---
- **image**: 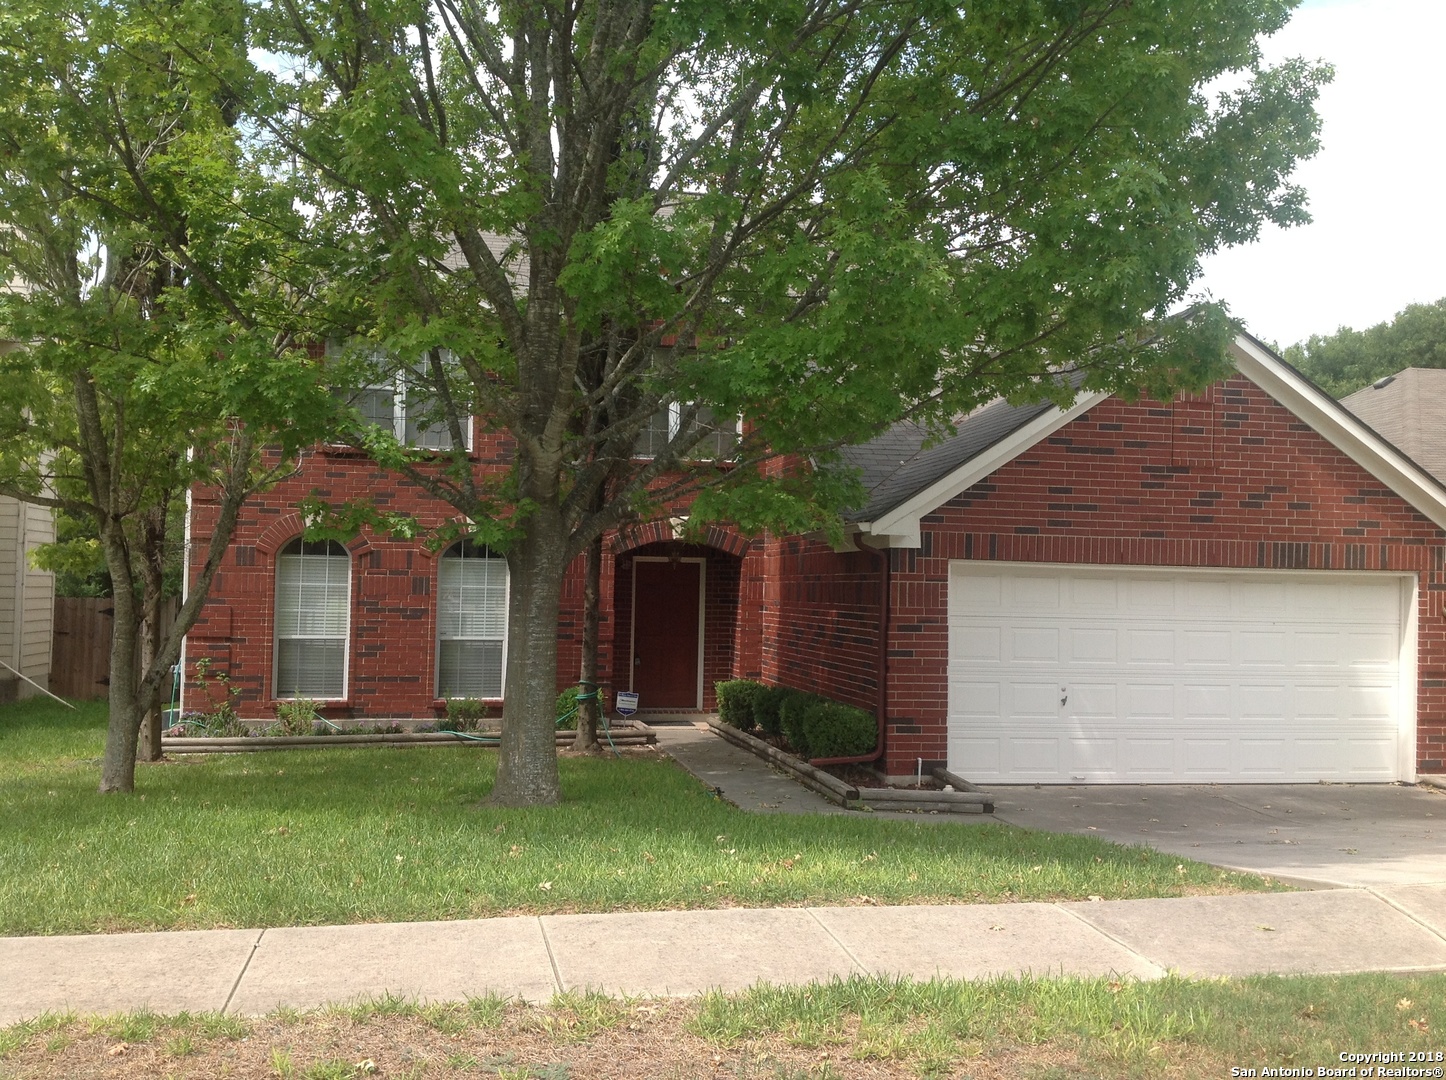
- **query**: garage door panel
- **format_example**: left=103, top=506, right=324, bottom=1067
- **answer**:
left=1182, top=684, right=1232, bottom=719
left=1067, top=738, right=1117, bottom=774
left=1239, top=631, right=1287, bottom=666
left=948, top=679, right=999, bottom=717
left=1123, top=738, right=1175, bottom=774
left=1009, top=738, right=1060, bottom=773
left=1065, top=682, right=1116, bottom=717
left=1124, top=683, right=1174, bottom=719
left=1238, top=739, right=1287, bottom=776
left=1068, top=628, right=1118, bottom=663
left=1007, top=681, right=1061, bottom=719
left=1348, top=630, right=1399, bottom=667
left=1237, top=683, right=1288, bottom=718
left=1183, top=631, right=1232, bottom=665
left=947, top=564, right=1406, bottom=784
left=1347, top=738, right=1397, bottom=778
left=1182, top=738, right=1232, bottom=774
left=1012, top=577, right=1060, bottom=610
left=951, top=737, right=1000, bottom=774
left=950, top=572, right=1003, bottom=617
left=952, top=625, right=1002, bottom=663
left=1010, top=627, right=1059, bottom=662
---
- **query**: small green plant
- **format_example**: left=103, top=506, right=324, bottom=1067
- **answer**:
left=443, top=698, right=486, bottom=732
left=269, top=1046, right=296, bottom=1078
left=189, top=658, right=247, bottom=737
left=554, top=686, right=579, bottom=730
left=274, top=699, right=320, bottom=737
left=715, top=680, right=764, bottom=730
left=800, top=700, right=876, bottom=759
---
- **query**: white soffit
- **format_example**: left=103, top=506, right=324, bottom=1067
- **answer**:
left=1230, top=335, right=1446, bottom=533
left=856, top=390, right=1111, bottom=547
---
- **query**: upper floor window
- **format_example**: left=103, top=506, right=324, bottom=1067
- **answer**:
left=633, top=403, right=739, bottom=461
left=436, top=540, right=508, bottom=699
left=335, top=353, right=473, bottom=451
left=274, top=538, right=350, bottom=699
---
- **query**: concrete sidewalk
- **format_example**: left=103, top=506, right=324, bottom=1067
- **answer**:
left=4, top=885, right=1446, bottom=1024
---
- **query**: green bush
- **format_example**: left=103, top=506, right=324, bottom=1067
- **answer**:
left=778, top=690, right=821, bottom=756
left=751, top=685, right=789, bottom=736
left=715, top=680, right=764, bottom=730
left=442, top=698, right=487, bottom=732
left=801, top=700, right=877, bottom=759
left=274, top=698, right=319, bottom=737
left=555, top=686, right=580, bottom=730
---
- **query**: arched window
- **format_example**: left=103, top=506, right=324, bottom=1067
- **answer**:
left=274, top=538, right=350, bottom=699
left=437, top=541, right=508, bottom=699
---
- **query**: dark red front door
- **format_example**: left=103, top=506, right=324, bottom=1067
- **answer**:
left=632, top=559, right=702, bottom=708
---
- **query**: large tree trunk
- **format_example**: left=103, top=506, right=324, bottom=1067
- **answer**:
left=572, top=531, right=603, bottom=753
left=490, top=506, right=568, bottom=806
left=99, top=530, right=144, bottom=794
left=137, top=502, right=168, bottom=763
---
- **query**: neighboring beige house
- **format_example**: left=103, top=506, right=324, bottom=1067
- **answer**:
left=0, top=494, right=54, bottom=703
left=0, top=286, right=56, bottom=702
left=1341, top=368, right=1446, bottom=483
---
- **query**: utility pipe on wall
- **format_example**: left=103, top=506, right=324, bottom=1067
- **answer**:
left=809, top=542, right=889, bottom=767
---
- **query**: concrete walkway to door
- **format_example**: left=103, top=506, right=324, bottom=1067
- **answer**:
left=991, top=783, right=1446, bottom=889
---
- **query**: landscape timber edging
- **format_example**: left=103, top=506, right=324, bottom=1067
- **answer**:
left=705, top=718, right=994, bottom=814
left=161, top=719, right=656, bottom=754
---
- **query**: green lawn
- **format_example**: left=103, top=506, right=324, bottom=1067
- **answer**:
left=4, top=973, right=1443, bottom=1078
left=0, top=698, right=1277, bottom=936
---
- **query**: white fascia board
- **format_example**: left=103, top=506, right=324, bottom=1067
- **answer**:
left=1230, top=335, right=1446, bottom=532
left=856, top=390, right=1112, bottom=547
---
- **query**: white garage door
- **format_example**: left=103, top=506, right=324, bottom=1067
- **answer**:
left=948, top=563, right=1409, bottom=784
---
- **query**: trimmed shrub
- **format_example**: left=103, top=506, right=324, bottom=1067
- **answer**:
left=715, top=680, right=764, bottom=730
left=751, top=685, right=789, bottom=736
left=778, top=689, right=821, bottom=756
left=555, top=686, right=580, bottom=730
left=800, top=700, right=877, bottom=759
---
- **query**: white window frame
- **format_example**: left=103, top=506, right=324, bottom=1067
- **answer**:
left=633, top=402, right=741, bottom=461
left=272, top=538, right=351, bottom=701
left=334, top=354, right=474, bottom=452
left=435, top=541, right=510, bottom=700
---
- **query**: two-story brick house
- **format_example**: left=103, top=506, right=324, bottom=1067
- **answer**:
left=183, top=331, right=1446, bottom=784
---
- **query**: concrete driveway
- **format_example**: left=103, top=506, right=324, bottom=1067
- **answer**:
left=991, top=782, right=1446, bottom=888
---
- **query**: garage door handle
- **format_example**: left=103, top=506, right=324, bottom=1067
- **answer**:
left=1060, top=688, right=1068, bottom=706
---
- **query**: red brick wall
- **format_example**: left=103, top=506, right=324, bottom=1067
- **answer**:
left=763, top=538, right=883, bottom=713
left=183, top=444, right=766, bottom=720
left=873, top=375, right=1446, bottom=777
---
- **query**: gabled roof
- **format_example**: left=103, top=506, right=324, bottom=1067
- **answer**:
left=846, top=332, right=1446, bottom=548
left=1341, top=368, right=1446, bottom=484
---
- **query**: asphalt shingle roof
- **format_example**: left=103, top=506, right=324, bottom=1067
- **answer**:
left=840, top=396, right=1060, bottom=522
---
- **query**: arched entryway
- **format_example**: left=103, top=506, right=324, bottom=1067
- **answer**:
left=613, top=539, right=744, bottom=714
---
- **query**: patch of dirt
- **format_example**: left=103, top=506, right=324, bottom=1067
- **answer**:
left=0, top=1003, right=1213, bottom=1079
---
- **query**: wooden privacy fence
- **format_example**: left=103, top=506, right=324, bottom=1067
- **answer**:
left=51, top=597, right=180, bottom=701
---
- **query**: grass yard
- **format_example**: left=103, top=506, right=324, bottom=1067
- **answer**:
left=0, top=699, right=1277, bottom=936
left=2, top=973, right=1443, bottom=1078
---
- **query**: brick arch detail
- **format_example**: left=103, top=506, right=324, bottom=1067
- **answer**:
left=611, top=520, right=752, bottom=558
left=254, top=513, right=373, bottom=559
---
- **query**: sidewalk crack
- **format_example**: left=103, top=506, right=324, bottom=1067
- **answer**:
left=1367, top=887, right=1446, bottom=947
left=805, top=908, right=867, bottom=975
left=537, top=917, right=564, bottom=996
left=1055, top=904, right=1167, bottom=980
left=222, top=929, right=265, bottom=1015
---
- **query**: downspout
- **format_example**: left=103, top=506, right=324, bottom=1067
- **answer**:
left=809, top=542, right=889, bottom=767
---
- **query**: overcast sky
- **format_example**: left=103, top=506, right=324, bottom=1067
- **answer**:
left=1193, top=0, right=1445, bottom=348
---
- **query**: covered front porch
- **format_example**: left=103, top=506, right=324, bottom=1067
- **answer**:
left=606, top=533, right=760, bottom=717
